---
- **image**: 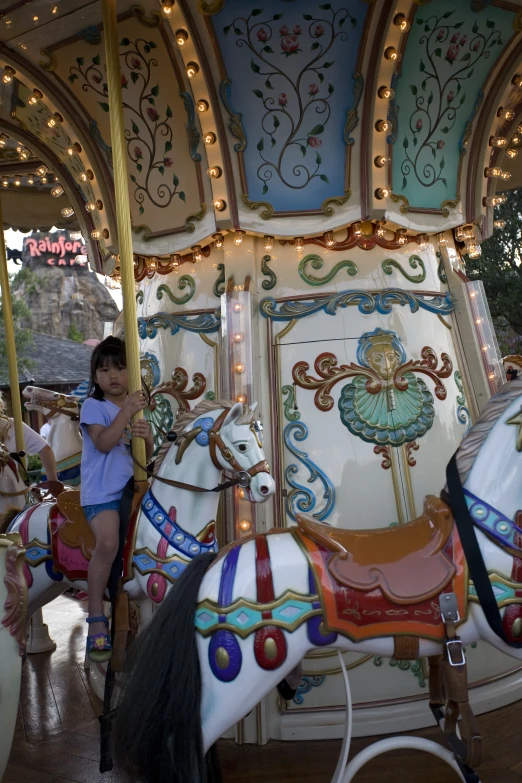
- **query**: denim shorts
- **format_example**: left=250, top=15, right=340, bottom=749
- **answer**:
left=82, top=501, right=121, bottom=524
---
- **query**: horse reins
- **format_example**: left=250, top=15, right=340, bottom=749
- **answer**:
left=27, top=395, right=80, bottom=421
left=131, top=408, right=270, bottom=494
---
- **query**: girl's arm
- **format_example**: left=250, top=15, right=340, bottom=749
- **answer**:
left=131, top=419, right=154, bottom=461
left=88, top=392, right=146, bottom=453
left=39, top=445, right=58, bottom=481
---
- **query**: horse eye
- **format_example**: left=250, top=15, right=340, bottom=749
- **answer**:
left=238, top=443, right=248, bottom=452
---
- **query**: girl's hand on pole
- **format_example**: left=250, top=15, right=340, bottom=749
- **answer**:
left=130, top=418, right=151, bottom=439
left=123, top=390, right=147, bottom=418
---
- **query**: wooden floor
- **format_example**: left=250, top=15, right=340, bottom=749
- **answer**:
left=5, top=596, right=522, bottom=782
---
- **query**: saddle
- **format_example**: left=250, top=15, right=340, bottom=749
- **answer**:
left=56, top=490, right=95, bottom=560
left=296, top=495, right=456, bottom=605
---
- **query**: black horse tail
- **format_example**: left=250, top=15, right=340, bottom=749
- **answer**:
left=113, top=552, right=221, bottom=783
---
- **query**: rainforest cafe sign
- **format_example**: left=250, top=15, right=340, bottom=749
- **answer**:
left=24, top=233, right=87, bottom=266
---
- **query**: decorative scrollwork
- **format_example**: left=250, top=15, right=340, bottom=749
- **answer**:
left=382, top=255, right=426, bottom=284
left=180, top=92, right=202, bottom=163
left=137, top=310, right=221, bottom=339
left=454, top=370, right=471, bottom=433
left=198, top=0, right=225, bottom=14
left=284, top=421, right=335, bottom=522
left=395, top=346, right=452, bottom=401
left=241, top=193, right=274, bottom=221
left=344, top=72, right=364, bottom=145
left=373, top=445, right=391, bottom=470
left=1, top=534, right=28, bottom=656
left=260, top=289, right=456, bottom=321
left=261, top=255, right=277, bottom=290
left=220, top=80, right=246, bottom=152
left=156, top=276, right=195, bottom=305
left=436, top=251, right=447, bottom=284
left=136, top=290, right=144, bottom=305
left=213, top=263, right=226, bottom=297
left=321, top=191, right=352, bottom=216
left=293, top=352, right=376, bottom=412
left=298, top=254, right=358, bottom=286
left=373, top=656, right=426, bottom=688
left=405, top=441, right=420, bottom=467
left=282, top=385, right=300, bottom=422
left=185, top=202, right=207, bottom=233
left=151, top=366, right=206, bottom=414
left=292, top=674, right=326, bottom=705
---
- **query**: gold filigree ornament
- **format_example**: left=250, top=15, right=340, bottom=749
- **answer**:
left=390, top=192, right=410, bottom=214
left=241, top=192, right=274, bottom=220
left=198, top=0, right=226, bottom=14
left=185, top=202, right=207, bottom=233
left=1, top=533, right=28, bottom=656
left=321, top=190, right=352, bottom=217
left=132, top=5, right=162, bottom=27
left=39, top=48, right=57, bottom=72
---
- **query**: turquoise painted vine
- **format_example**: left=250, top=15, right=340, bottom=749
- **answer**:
left=373, top=656, right=426, bottom=688
left=68, top=39, right=186, bottom=213
left=284, top=420, right=335, bottom=521
left=454, top=370, right=471, bottom=433
left=223, top=5, right=357, bottom=194
left=292, top=674, right=326, bottom=705
left=401, top=10, right=504, bottom=191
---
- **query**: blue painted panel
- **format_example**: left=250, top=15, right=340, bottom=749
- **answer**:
left=213, top=0, right=368, bottom=211
left=392, top=1, right=515, bottom=209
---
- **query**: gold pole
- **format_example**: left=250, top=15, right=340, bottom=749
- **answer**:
left=101, top=0, right=146, bottom=482
left=0, top=194, right=25, bottom=459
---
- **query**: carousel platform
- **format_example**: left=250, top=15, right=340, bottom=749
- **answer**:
left=4, top=596, right=521, bottom=783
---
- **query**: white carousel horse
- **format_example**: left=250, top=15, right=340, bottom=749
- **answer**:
left=1, top=399, right=275, bottom=624
left=23, top=386, right=82, bottom=486
left=0, top=442, right=28, bottom=515
left=112, top=380, right=522, bottom=783
left=0, top=532, right=28, bottom=780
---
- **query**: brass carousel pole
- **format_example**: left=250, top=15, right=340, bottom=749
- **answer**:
left=0, top=194, right=25, bottom=460
left=101, top=0, right=146, bottom=484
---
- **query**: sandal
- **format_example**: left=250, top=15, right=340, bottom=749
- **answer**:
left=86, top=615, right=112, bottom=663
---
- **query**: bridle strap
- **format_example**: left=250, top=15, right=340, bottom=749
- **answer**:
left=29, top=398, right=79, bottom=420
left=130, top=452, right=245, bottom=493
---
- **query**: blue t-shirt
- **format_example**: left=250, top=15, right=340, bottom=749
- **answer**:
left=80, top=397, right=133, bottom=505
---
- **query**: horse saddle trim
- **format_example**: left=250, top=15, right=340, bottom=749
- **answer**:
left=296, top=495, right=456, bottom=606
left=55, top=490, right=95, bottom=560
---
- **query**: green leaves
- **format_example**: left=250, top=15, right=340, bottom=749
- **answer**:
left=402, top=175, right=407, bottom=189
left=120, top=38, right=130, bottom=46
left=166, top=105, right=173, bottom=118
left=251, top=9, right=262, bottom=16
left=158, top=165, right=165, bottom=176
left=472, top=22, right=478, bottom=34
left=322, top=61, right=333, bottom=68
left=132, top=121, right=140, bottom=135
left=427, top=91, right=433, bottom=105
left=328, top=83, right=334, bottom=95
left=178, top=191, right=186, bottom=202
left=262, top=183, right=268, bottom=194
left=303, top=14, right=313, bottom=20
left=311, top=42, right=320, bottom=50
left=173, top=174, right=179, bottom=187
left=486, top=19, right=495, bottom=28
left=440, top=156, right=445, bottom=170
left=272, top=13, right=283, bottom=20
left=433, top=47, right=441, bottom=58
left=420, top=59, right=425, bottom=72
left=410, top=85, right=418, bottom=96
left=271, top=137, right=276, bottom=147
left=131, top=72, right=139, bottom=85
left=442, top=9, right=455, bottom=18
left=68, top=73, right=78, bottom=84
left=165, top=141, right=172, bottom=153
left=319, top=3, right=332, bottom=8
left=300, top=144, right=307, bottom=156
left=460, top=52, right=471, bottom=62
left=137, top=163, right=143, bottom=173
left=315, top=152, right=322, bottom=165
left=139, top=206, right=144, bottom=215
left=92, top=54, right=100, bottom=65
left=99, top=102, right=110, bottom=112
left=403, top=136, right=409, bottom=149
left=319, top=173, right=329, bottom=183
left=223, top=24, right=231, bottom=34
left=234, top=27, right=242, bottom=35
left=257, top=137, right=264, bottom=151
left=265, top=78, right=273, bottom=89
left=251, top=60, right=261, bottom=73
left=308, top=124, right=324, bottom=135
left=263, top=45, right=274, bottom=53
left=151, top=84, right=159, bottom=97
left=252, top=89, right=264, bottom=98
left=273, top=115, right=280, bottom=129
left=76, top=57, right=84, bottom=66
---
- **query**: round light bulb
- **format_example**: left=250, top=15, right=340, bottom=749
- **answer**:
left=51, top=185, right=64, bottom=197
left=378, top=86, right=395, bottom=100
left=175, top=28, right=188, bottom=45
left=186, top=62, right=199, bottom=79
left=235, top=230, right=244, bottom=245
left=197, top=99, right=209, bottom=113
left=213, top=198, right=226, bottom=211
left=233, top=303, right=242, bottom=313
left=384, top=46, right=399, bottom=61
left=233, top=333, right=244, bottom=343
left=209, top=166, right=222, bottom=178
left=235, top=363, right=245, bottom=374
left=375, top=187, right=389, bottom=199
left=205, top=132, right=216, bottom=145
left=264, top=235, right=273, bottom=252
left=61, top=207, right=74, bottom=217
left=239, top=520, right=251, bottom=532
left=324, top=230, right=334, bottom=246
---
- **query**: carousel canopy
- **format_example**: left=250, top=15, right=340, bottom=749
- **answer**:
left=0, top=0, right=520, bottom=270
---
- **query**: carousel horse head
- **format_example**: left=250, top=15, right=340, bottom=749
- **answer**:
left=155, top=398, right=276, bottom=503
left=23, top=386, right=80, bottom=421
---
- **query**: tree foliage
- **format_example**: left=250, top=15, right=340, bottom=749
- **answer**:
left=0, top=274, right=34, bottom=372
left=465, top=189, right=522, bottom=355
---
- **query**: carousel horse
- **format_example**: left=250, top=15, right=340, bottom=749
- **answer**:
left=0, top=442, right=28, bottom=514
left=113, top=380, right=522, bottom=783
left=23, top=386, right=82, bottom=486
left=0, top=532, right=28, bottom=780
left=1, top=399, right=275, bottom=625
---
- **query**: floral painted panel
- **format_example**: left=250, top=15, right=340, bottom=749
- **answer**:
left=392, top=1, right=516, bottom=210
left=212, top=0, right=368, bottom=211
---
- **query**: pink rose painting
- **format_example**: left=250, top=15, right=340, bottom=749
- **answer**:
left=445, top=43, right=460, bottom=63
left=131, top=57, right=142, bottom=70
left=281, top=35, right=300, bottom=54
left=314, top=24, right=324, bottom=37
left=134, top=146, right=143, bottom=159
left=309, top=83, right=319, bottom=96
left=308, top=136, right=322, bottom=148
left=146, top=107, right=159, bottom=121
left=278, top=93, right=288, bottom=106
left=257, top=28, right=268, bottom=41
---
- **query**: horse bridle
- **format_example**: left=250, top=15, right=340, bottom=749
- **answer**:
left=26, top=395, right=80, bottom=421
left=132, top=407, right=270, bottom=494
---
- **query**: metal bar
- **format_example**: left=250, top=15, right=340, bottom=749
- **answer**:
left=101, top=0, right=146, bottom=481
left=0, top=193, right=25, bottom=458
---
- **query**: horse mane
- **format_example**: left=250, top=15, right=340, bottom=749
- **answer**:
left=153, top=397, right=254, bottom=474
left=455, top=379, right=522, bottom=484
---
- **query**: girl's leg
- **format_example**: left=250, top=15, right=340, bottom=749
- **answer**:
left=88, top=509, right=120, bottom=636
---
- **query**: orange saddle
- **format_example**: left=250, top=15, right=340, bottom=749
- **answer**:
left=296, top=495, right=456, bottom=605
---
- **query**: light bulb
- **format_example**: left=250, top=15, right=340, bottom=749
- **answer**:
left=79, top=169, right=94, bottom=182
left=205, top=132, right=216, bottom=145
left=375, top=187, right=389, bottom=199
left=417, top=233, right=428, bottom=250
left=375, top=119, right=392, bottom=132
left=213, top=233, right=224, bottom=249
left=213, top=198, right=226, bottom=211
left=438, top=233, right=448, bottom=245
left=475, top=318, right=483, bottom=324
left=513, top=74, right=522, bottom=87
left=192, top=245, right=202, bottom=262
left=19, top=149, right=29, bottom=160
left=161, top=0, right=174, bottom=14
left=233, top=303, right=242, bottom=313
left=2, top=180, right=7, bottom=187
left=236, top=394, right=247, bottom=404
left=209, top=165, right=222, bottom=178
left=500, top=109, right=515, bottom=120
left=462, top=225, right=475, bottom=240
left=235, top=363, right=245, bottom=374
left=467, top=243, right=482, bottom=259
left=482, top=345, right=489, bottom=352
left=91, top=230, right=101, bottom=240
left=324, top=230, right=334, bottom=246
left=393, top=13, right=410, bottom=32
left=375, top=221, right=385, bottom=238
left=40, top=176, right=48, bottom=184
left=27, top=177, right=34, bottom=185
left=235, top=230, right=244, bottom=245
left=13, top=178, right=20, bottom=187
left=484, top=195, right=507, bottom=206
left=485, top=167, right=501, bottom=177
left=85, top=202, right=96, bottom=212
left=396, top=229, right=407, bottom=245
left=51, top=185, right=64, bottom=197
left=47, top=117, right=56, bottom=128
left=0, top=136, right=7, bottom=148
left=494, top=219, right=506, bottom=228
left=239, top=520, right=251, bottom=532
left=470, top=291, right=476, bottom=298
left=295, top=237, right=304, bottom=253
left=384, top=46, right=399, bottom=61
left=186, top=62, right=199, bottom=78
left=197, top=99, right=209, bottom=113
left=490, top=136, right=507, bottom=147
left=36, top=165, right=47, bottom=177
left=353, top=222, right=362, bottom=237
left=233, top=333, right=244, bottom=343
left=2, top=67, right=15, bottom=84
left=517, top=124, right=522, bottom=134
left=501, top=170, right=512, bottom=180
left=264, top=235, right=273, bottom=251
left=175, top=28, right=188, bottom=45
left=506, top=148, right=518, bottom=158
left=61, top=207, right=74, bottom=217
left=378, top=86, right=395, bottom=100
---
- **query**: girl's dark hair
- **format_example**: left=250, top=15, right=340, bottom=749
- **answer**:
left=87, top=336, right=127, bottom=400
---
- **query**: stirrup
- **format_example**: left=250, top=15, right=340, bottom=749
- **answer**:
left=86, top=615, right=112, bottom=663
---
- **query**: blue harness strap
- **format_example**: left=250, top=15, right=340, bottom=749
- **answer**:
left=141, top=487, right=217, bottom=559
left=464, top=488, right=522, bottom=555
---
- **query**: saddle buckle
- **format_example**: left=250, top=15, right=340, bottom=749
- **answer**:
left=440, top=592, right=460, bottom=624
left=445, top=638, right=466, bottom=667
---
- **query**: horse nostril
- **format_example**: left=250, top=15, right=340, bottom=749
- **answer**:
left=260, top=485, right=269, bottom=495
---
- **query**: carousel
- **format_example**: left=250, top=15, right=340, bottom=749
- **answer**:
left=2, top=1, right=522, bottom=781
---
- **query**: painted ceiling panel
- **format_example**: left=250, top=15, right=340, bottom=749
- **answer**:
left=45, top=12, right=207, bottom=240
left=210, top=0, right=368, bottom=214
left=391, top=0, right=517, bottom=212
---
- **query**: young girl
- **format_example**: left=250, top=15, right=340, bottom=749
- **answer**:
left=81, top=336, right=153, bottom=662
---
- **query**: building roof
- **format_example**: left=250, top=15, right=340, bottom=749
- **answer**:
left=0, top=332, right=92, bottom=388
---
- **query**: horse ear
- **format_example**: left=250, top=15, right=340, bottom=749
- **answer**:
left=249, top=402, right=258, bottom=414
left=223, top=402, right=243, bottom=426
